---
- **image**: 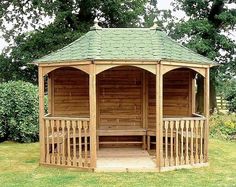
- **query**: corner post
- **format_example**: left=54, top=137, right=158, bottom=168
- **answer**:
left=156, top=63, right=163, bottom=171
left=89, top=63, right=97, bottom=168
left=38, top=66, right=45, bottom=163
left=204, top=67, right=210, bottom=162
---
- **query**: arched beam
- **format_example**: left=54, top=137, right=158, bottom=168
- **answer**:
left=42, top=65, right=90, bottom=76
left=95, top=64, right=156, bottom=75
left=162, top=65, right=206, bottom=77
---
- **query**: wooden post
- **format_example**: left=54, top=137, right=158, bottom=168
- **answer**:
left=47, top=74, right=52, bottom=114
left=89, top=64, right=97, bottom=168
left=192, top=76, right=196, bottom=114
left=38, top=66, right=45, bottom=163
left=204, top=67, right=210, bottom=162
left=156, top=64, right=163, bottom=170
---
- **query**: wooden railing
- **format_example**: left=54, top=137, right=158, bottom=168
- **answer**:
left=42, top=116, right=91, bottom=168
left=162, top=116, right=207, bottom=169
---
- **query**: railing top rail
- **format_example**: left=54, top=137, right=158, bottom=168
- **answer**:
left=163, top=116, right=206, bottom=121
left=43, top=116, right=90, bottom=121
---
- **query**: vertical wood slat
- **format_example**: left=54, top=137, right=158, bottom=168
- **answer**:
left=180, top=120, right=184, bottom=165
left=45, top=119, right=50, bottom=164
left=51, top=120, right=55, bottom=164
left=190, top=120, right=194, bottom=164
left=84, top=121, right=88, bottom=167
left=185, top=120, right=189, bottom=165
left=56, top=120, right=60, bottom=165
left=195, top=120, right=199, bottom=163
left=170, top=121, right=174, bottom=166
left=72, top=120, right=77, bottom=166
left=175, top=121, right=179, bottom=166
left=200, top=120, right=204, bottom=163
left=61, top=120, right=65, bottom=165
left=164, top=121, right=169, bottom=166
left=67, top=120, right=71, bottom=166
left=78, top=121, right=82, bottom=167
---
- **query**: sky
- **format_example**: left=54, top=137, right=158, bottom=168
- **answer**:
left=0, top=0, right=235, bottom=53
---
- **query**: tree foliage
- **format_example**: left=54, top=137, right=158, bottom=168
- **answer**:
left=0, top=0, right=148, bottom=83
left=170, top=0, right=236, bottom=112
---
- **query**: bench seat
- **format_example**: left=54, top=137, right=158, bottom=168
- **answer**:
left=97, top=128, right=146, bottom=149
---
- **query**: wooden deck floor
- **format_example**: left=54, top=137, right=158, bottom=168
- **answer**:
left=95, top=148, right=157, bottom=172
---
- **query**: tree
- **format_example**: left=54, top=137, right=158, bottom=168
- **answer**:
left=170, top=0, right=236, bottom=113
left=0, top=0, right=148, bottom=83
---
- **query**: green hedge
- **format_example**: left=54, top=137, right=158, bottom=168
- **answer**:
left=210, top=114, right=236, bottom=140
left=0, top=81, right=39, bottom=142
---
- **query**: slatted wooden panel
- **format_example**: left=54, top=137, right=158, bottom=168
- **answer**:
left=148, top=69, right=193, bottom=129
left=163, top=69, right=192, bottom=116
left=44, top=117, right=91, bottom=168
left=52, top=68, right=89, bottom=116
left=162, top=117, right=206, bottom=168
left=97, top=66, right=143, bottom=129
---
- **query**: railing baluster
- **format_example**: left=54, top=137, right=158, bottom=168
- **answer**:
left=72, top=120, right=77, bottom=166
left=175, top=121, right=179, bottom=166
left=185, top=120, right=189, bottom=165
left=195, top=120, right=199, bottom=163
left=45, top=119, right=50, bottom=164
left=67, top=120, right=71, bottom=166
left=84, top=121, right=88, bottom=167
left=200, top=120, right=204, bottom=163
left=190, top=120, right=194, bottom=164
left=61, top=120, right=65, bottom=165
left=78, top=121, right=82, bottom=167
left=180, top=120, right=184, bottom=165
left=170, top=121, right=174, bottom=166
left=164, top=120, right=169, bottom=166
left=51, top=120, right=55, bottom=164
left=56, top=120, right=60, bottom=165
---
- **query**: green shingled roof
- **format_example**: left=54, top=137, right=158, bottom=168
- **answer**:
left=34, top=27, right=213, bottom=64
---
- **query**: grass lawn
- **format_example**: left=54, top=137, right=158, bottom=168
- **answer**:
left=0, top=139, right=236, bottom=187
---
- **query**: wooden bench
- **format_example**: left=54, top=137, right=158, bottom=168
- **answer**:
left=97, top=128, right=146, bottom=149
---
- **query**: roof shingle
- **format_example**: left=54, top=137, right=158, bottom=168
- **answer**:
left=34, top=28, right=213, bottom=64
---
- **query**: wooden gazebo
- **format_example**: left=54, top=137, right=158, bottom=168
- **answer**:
left=34, top=22, right=214, bottom=172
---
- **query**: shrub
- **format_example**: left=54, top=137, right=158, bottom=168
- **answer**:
left=0, top=81, right=39, bottom=142
left=210, top=114, right=236, bottom=140
left=225, top=84, right=236, bottom=112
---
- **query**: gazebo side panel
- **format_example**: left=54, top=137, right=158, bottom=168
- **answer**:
left=52, top=67, right=89, bottom=117
left=148, top=68, right=194, bottom=130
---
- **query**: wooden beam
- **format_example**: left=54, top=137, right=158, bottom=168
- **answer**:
left=161, top=61, right=211, bottom=68
left=161, top=64, right=207, bottom=77
left=38, top=66, right=45, bottom=163
left=156, top=64, right=163, bottom=170
left=95, top=64, right=156, bottom=75
left=204, top=68, right=210, bottom=162
left=89, top=64, right=97, bottom=168
left=37, top=61, right=91, bottom=67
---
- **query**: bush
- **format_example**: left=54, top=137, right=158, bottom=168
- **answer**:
left=210, top=114, right=236, bottom=140
left=0, top=81, right=39, bottom=142
left=225, top=83, right=236, bottom=112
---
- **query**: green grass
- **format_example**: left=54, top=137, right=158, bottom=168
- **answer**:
left=0, top=139, right=236, bottom=187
